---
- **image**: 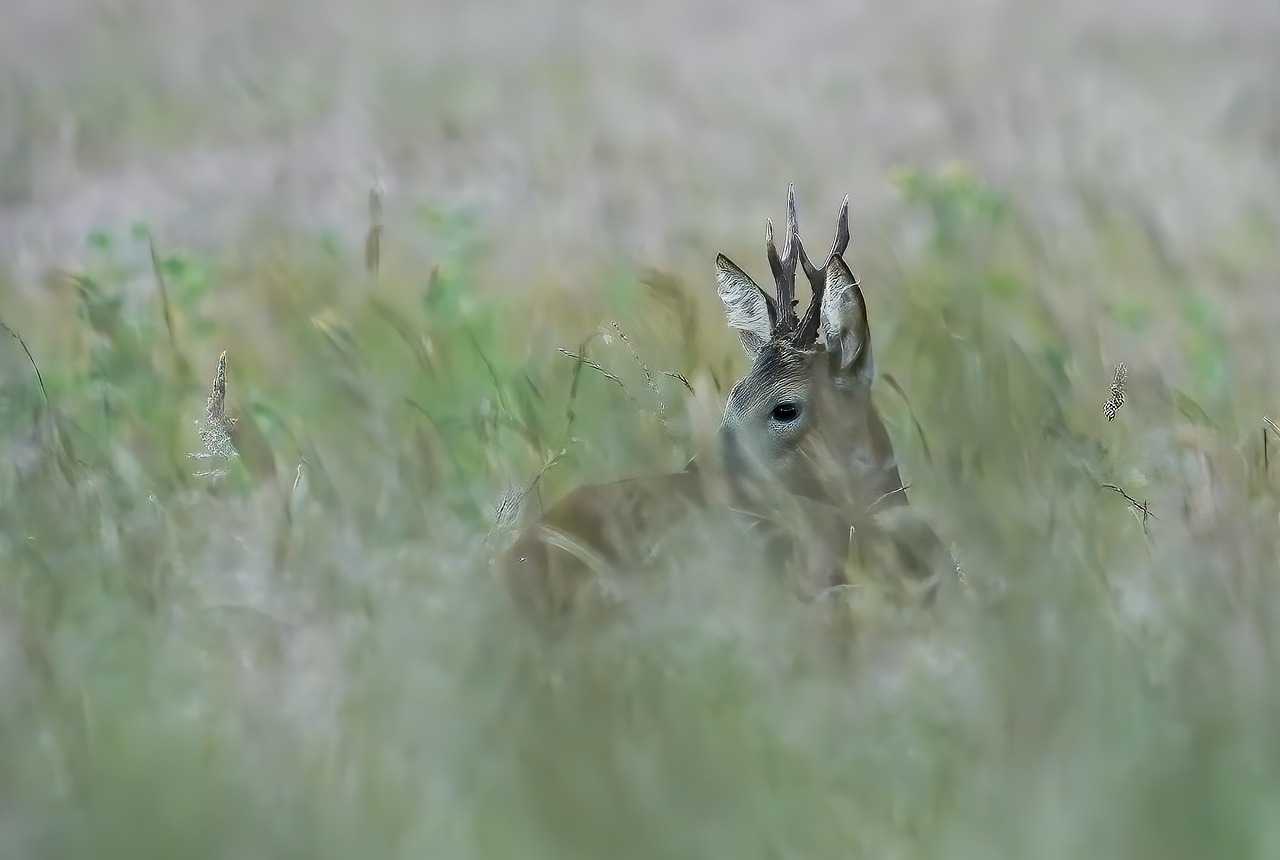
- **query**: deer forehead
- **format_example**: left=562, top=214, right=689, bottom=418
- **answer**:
left=724, top=344, right=817, bottom=418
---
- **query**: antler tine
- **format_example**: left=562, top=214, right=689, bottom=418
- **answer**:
left=829, top=195, right=850, bottom=260
left=793, top=223, right=824, bottom=349
left=794, top=194, right=854, bottom=349
left=784, top=183, right=799, bottom=263
left=797, top=230, right=823, bottom=283
left=797, top=194, right=849, bottom=287
left=784, top=184, right=800, bottom=308
left=796, top=219, right=823, bottom=291
left=766, top=185, right=801, bottom=333
left=765, top=217, right=780, bottom=291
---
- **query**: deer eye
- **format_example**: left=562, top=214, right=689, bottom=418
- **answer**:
left=771, top=402, right=801, bottom=423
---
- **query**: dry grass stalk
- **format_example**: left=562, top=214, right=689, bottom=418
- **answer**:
left=882, top=371, right=933, bottom=464
left=190, top=350, right=239, bottom=478
left=1262, top=416, right=1280, bottom=474
left=866, top=483, right=912, bottom=513
left=1104, top=362, right=1127, bottom=421
left=606, top=321, right=675, bottom=434
left=561, top=334, right=598, bottom=443
left=488, top=448, right=567, bottom=547
left=365, top=183, right=384, bottom=277
left=606, top=320, right=695, bottom=399
left=1101, top=481, right=1154, bottom=534
left=146, top=233, right=189, bottom=378
left=370, top=298, right=435, bottom=376
left=663, top=370, right=694, bottom=394
left=610, top=321, right=662, bottom=407
left=557, top=348, right=624, bottom=389
left=638, top=269, right=700, bottom=361
left=2, top=318, right=81, bottom=480
left=1, top=319, right=50, bottom=408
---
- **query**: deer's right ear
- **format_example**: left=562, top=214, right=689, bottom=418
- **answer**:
left=715, top=254, right=776, bottom=356
left=820, top=255, right=872, bottom=383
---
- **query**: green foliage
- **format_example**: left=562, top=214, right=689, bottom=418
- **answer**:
left=2, top=171, right=1280, bottom=860
left=894, top=163, right=1009, bottom=253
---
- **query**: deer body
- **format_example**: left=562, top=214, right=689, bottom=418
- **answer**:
left=502, top=469, right=711, bottom=622
left=499, top=188, right=948, bottom=630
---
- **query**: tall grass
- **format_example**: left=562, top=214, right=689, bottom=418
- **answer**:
left=2, top=159, right=1279, bottom=858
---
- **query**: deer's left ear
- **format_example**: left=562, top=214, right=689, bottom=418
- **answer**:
left=715, top=254, right=777, bottom=356
left=820, top=256, right=873, bottom=383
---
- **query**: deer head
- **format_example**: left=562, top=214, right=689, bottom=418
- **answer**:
left=715, top=187, right=903, bottom=512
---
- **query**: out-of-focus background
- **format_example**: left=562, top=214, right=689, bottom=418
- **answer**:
left=3, top=1, right=1279, bottom=857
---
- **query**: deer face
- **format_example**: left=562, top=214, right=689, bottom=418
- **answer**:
left=714, top=188, right=900, bottom=509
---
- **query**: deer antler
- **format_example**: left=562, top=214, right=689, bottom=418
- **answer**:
left=792, top=194, right=850, bottom=350
left=765, top=185, right=800, bottom=335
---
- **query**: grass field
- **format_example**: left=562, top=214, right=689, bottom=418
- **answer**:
left=3, top=2, right=1280, bottom=857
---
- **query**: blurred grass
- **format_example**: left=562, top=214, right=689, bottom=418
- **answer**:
left=2, top=162, right=1280, bottom=860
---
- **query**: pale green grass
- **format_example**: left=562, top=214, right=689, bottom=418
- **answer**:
left=3, top=2, right=1280, bottom=856
left=2, top=168, right=1279, bottom=858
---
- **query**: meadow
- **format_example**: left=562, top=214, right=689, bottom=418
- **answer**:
left=2, top=1, right=1280, bottom=857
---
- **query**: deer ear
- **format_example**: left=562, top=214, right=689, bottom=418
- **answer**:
left=715, top=254, right=776, bottom=355
left=820, top=256, right=873, bottom=382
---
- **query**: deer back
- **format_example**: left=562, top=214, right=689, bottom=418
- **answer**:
left=499, top=469, right=712, bottom=628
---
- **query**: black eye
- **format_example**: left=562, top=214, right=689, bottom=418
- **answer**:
left=771, top=402, right=800, bottom=423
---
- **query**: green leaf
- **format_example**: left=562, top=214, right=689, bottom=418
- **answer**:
left=86, top=229, right=113, bottom=252
left=1173, top=389, right=1215, bottom=427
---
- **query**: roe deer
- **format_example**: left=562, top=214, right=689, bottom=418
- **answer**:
left=499, top=187, right=948, bottom=629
